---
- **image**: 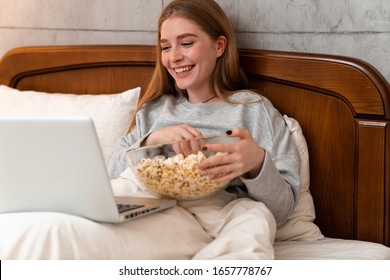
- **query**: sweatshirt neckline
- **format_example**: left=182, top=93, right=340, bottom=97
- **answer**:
left=180, top=97, right=229, bottom=109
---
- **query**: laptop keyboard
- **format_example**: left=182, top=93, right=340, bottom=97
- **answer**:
left=117, top=203, right=144, bottom=213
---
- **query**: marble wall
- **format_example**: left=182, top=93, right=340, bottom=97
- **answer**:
left=0, top=0, right=389, bottom=82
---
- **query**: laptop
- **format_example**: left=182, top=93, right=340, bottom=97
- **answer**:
left=0, top=116, right=176, bottom=223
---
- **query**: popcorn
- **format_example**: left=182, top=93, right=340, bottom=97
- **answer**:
left=135, top=151, right=228, bottom=200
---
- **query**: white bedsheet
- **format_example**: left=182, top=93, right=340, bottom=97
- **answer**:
left=275, top=238, right=390, bottom=260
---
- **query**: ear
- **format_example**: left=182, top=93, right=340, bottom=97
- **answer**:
left=216, top=36, right=227, bottom=57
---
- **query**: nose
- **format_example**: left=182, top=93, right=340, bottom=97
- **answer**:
left=170, top=47, right=183, bottom=63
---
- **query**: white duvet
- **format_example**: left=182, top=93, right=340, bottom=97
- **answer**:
left=0, top=168, right=276, bottom=260
left=2, top=167, right=389, bottom=260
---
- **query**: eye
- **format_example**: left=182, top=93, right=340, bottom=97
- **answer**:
left=161, top=44, right=171, bottom=52
left=181, top=41, right=193, bottom=47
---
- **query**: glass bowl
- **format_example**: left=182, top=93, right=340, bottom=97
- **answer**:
left=126, top=134, right=237, bottom=200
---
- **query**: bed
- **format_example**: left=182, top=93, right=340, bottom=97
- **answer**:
left=0, top=45, right=389, bottom=259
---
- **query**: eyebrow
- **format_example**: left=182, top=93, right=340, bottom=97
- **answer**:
left=160, top=33, right=198, bottom=44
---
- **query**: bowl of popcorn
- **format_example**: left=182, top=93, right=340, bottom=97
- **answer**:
left=126, top=134, right=237, bottom=200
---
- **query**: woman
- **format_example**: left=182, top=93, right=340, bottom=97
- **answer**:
left=108, top=0, right=300, bottom=232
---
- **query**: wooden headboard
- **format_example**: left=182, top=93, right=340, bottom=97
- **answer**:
left=0, top=45, right=389, bottom=246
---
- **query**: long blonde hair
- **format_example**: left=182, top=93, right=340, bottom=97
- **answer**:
left=129, top=0, right=248, bottom=130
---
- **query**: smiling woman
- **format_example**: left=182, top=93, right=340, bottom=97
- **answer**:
left=106, top=0, right=302, bottom=259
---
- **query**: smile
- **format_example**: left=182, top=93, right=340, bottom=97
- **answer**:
left=174, top=66, right=194, bottom=74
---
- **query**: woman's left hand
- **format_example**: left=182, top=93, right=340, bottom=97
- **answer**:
left=199, top=128, right=265, bottom=183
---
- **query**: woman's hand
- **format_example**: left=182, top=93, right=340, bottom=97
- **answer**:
left=199, top=128, right=265, bottom=183
left=143, top=125, right=203, bottom=155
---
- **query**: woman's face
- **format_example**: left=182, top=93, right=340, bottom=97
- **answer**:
left=160, top=16, right=225, bottom=99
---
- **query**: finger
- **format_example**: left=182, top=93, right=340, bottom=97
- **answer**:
left=179, top=138, right=193, bottom=157
left=211, top=172, right=237, bottom=184
left=199, top=152, right=221, bottom=169
left=200, top=133, right=240, bottom=154
left=172, top=141, right=183, bottom=155
left=204, top=158, right=236, bottom=175
left=189, top=138, right=201, bottom=154
left=226, top=128, right=251, bottom=139
left=184, top=125, right=203, bottom=138
left=177, top=127, right=202, bottom=142
left=178, top=127, right=203, bottom=156
left=198, top=137, right=206, bottom=149
left=202, top=163, right=239, bottom=184
left=200, top=142, right=228, bottom=154
left=199, top=144, right=233, bottom=169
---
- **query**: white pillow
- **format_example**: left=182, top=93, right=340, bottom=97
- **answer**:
left=275, top=116, right=324, bottom=241
left=0, top=85, right=140, bottom=161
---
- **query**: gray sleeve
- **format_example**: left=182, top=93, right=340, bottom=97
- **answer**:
left=241, top=150, right=300, bottom=224
left=106, top=130, right=150, bottom=179
left=241, top=99, right=301, bottom=224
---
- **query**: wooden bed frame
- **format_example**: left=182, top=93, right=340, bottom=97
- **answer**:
left=0, top=45, right=389, bottom=246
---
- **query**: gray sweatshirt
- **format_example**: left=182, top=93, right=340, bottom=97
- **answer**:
left=107, top=91, right=301, bottom=223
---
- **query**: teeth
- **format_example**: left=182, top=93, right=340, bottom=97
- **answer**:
left=175, top=66, right=193, bottom=74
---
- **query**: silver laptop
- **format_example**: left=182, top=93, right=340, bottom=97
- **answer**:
left=0, top=116, right=176, bottom=223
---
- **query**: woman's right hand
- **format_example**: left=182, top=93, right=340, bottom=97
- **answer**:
left=143, top=125, right=203, bottom=155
